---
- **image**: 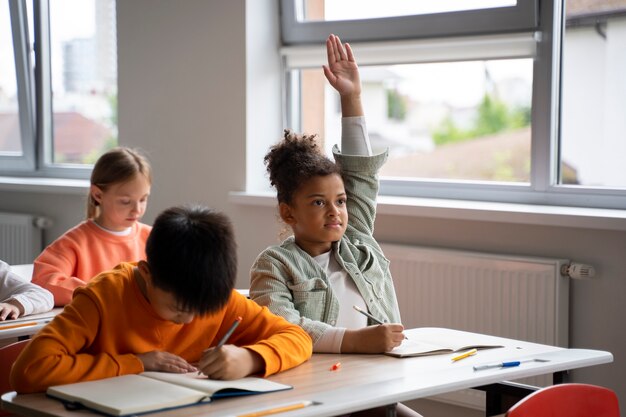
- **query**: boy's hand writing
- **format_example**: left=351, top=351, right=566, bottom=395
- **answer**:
left=197, top=345, right=263, bottom=380
left=342, top=324, right=405, bottom=353
left=137, top=351, right=197, bottom=373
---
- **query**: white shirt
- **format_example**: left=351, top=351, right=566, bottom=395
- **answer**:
left=0, top=260, right=54, bottom=316
left=312, top=250, right=367, bottom=352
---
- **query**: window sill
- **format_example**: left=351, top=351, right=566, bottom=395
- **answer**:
left=229, top=191, right=626, bottom=232
left=0, top=176, right=89, bottom=195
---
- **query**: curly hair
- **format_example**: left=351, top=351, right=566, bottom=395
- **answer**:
left=264, top=130, right=341, bottom=204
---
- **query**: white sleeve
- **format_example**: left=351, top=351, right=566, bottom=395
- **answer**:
left=0, top=261, right=54, bottom=315
left=313, top=327, right=346, bottom=353
left=341, top=116, right=372, bottom=156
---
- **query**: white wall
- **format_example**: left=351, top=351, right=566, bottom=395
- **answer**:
left=116, top=1, right=626, bottom=410
left=0, top=1, right=624, bottom=414
left=562, top=17, right=626, bottom=186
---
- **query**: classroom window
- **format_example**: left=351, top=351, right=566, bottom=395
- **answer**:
left=0, top=0, right=34, bottom=171
left=0, top=0, right=117, bottom=178
left=559, top=1, right=626, bottom=188
left=295, top=59, right=533, bottom=183
left=0, top=2, right=22, bottom=156
left=280, top=0, right=626, bottom=209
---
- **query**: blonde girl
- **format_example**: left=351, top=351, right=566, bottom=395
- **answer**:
left=33, top=147, right=152, bottom=305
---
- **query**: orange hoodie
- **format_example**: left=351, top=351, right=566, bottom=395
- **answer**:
left=11, top=262, right=312, bottom=393
left=32, top=220, right=151, bottom=305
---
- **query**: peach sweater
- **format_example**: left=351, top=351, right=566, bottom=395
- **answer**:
left=11, top=262, right=312, bottom=393
left=32, top=220, right=151, bottom=306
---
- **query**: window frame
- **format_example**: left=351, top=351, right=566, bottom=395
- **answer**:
left=280, top=0, right=626, bottom=210
left=1, top=0, right=36, bottom=172
left=280, top=0, right=539, bottom=45
left=1, top=0, right=99, bottom=179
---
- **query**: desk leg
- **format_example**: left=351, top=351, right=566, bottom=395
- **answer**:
left=476, top=382, right=539, bottom=416
left=385, top=403, right=397, bottom=417
left=553, top=370, right=568, bottom=384
left=478, top=372, right=568, bottom=416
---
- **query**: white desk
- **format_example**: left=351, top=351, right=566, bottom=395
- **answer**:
left=0, top=308, right=62, bottom=340
left=1, top=328, right=613, bottom=417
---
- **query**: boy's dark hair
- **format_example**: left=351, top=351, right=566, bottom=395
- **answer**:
left=145, top=205, right=237, bottom=315
left=264, top=130, right=341, bottom=204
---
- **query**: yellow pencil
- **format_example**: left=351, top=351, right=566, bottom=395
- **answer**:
left=0, top=321, right=39, bottom=331
left=451, top=348, right=478, bottom=362
left=237, top=401, right=314, bottom=417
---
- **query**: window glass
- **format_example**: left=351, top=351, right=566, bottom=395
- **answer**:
left=49, top=0, right=117, bottom=165
left=297, top=59, right=533, bottom=183
left=559, top=0, right=626, bottom=188
left=280, top=0, right=626, bottom=209
left=0, top=1, right=23, bottom=156
left=299, top=0, right=517, bottom=21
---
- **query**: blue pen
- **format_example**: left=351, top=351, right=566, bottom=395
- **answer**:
left=473, top=358, right=548, bottom=371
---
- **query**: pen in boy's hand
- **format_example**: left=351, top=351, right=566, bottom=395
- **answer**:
left=216, top=316, right=242, bottom=348
left=198, top=316, right=242, bottom=375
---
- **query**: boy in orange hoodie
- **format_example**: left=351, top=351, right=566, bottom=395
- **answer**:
left=11, top=205, right=312, bottom=393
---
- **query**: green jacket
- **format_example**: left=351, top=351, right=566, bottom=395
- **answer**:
left=250, top=146, right=401, bottom=344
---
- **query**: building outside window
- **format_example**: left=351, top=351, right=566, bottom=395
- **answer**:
left=0, top=0, right=117, bottom=176
left=281, top=0, right=626, bottom=209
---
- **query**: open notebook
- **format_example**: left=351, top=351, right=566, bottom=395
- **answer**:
left=386, top=328, right=504, bottom=358
left=46, top=372, right=292, bottom=417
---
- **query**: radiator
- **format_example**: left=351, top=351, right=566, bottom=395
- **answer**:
left=381, top=243, right=570, bottom=410
left=0, top=212, right=51, bottom=265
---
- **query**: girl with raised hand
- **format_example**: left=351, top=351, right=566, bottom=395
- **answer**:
left=250, top=34, right=422, bottom=417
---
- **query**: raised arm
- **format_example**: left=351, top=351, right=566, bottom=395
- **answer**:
left=323, top=34, right=363, bottom=118
left=324, top=34, right=371, bottom=157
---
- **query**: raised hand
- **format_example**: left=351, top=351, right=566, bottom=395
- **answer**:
left=323, top=33, right=361, bottom=99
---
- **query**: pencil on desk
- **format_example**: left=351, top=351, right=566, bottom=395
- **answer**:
left=237, top=400, right=314, bottom=417
left=451, top=348, right=478, bottom=362
left=0, top=320, right=48, bottom=331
